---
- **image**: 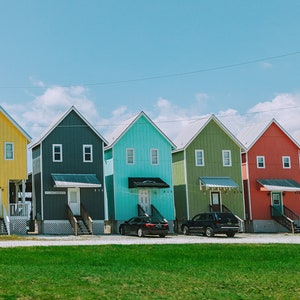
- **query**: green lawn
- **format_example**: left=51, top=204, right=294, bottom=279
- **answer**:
left=0, top=244, right=299, bottom=299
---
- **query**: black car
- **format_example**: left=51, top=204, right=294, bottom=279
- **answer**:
left=119, top=216, right=169, bottom=237
left=181, top=212, right=239, bottom=237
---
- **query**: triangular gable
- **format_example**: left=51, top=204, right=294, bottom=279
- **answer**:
left=237, top=118, right=300, bottom=152
left=173, top=114, right=244, bottom=152
left=0, top=105, right=31, bottom=143
left=105, top=111, right=176, bottom=150
left=30, top=106, right=108, bottom=148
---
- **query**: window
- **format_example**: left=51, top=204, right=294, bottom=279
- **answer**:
left=53, top=144, right=62, bottom=162
left=282, top=156, right=291, bottom=169
left=151, top=149, right=159, bottom=165
left=5, top=142, right=14, bottom=160
left=195, top=150, right=204, bottom=166
left=83, top=145, right=93, bottom=162
left=126, top=148, right=134, bottom=164
left=222, top=150, right=232, bottom=166
left=257, top=156, right=265, bottom=168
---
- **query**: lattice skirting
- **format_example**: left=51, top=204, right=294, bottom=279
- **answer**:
left=10, top=218, right=28, bottom=235
left=41, top=220, right=104, bottom=235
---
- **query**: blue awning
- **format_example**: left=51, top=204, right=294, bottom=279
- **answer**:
left=257, top=179, right=300, bottom=192
left=199, top=177, right=239, bottom=189
left=52, top=174, right=102, bottom=188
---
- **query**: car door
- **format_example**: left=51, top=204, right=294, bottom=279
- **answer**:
left=124, top=218, right=135, bottom=234
left=190, top=214, right=203, bottom=233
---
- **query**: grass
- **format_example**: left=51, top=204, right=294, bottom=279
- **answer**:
left=0, top=244, right=299, bottom=299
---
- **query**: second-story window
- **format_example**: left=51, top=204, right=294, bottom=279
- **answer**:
left=5, top=142, right=14, bottom=160
left=257, top=156, right=265, bottom=168
left=151, top=149, right=159, bottom=165
left=126, top=148, right=134, bottom=164
left=195, top=150, right=204, bottom=166
left=83, top=145, right=93, bottom=162
left=222, top=150, right=232, bottom=167
left=282, top=156, right=291, bottom=168
left=53, top=144, right=62, bottom=162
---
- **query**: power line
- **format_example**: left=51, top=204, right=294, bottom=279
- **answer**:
left=1, top=51, right=300, bottom=89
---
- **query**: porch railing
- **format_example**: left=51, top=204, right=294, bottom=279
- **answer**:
left=270, top=205, right=294, bottom=233
left=9, top=202, right=30, bottom=218
left=151, top=204, right=166, bottom=221
left=80, top=204, right=93, bottom=235
left=283, top=205, right=300, bottom=225
left=67, top=204, right=78, bottom=236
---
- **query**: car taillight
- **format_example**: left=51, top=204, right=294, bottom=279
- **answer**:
left=163, top=224, right=168, bottom=228
left=145, top=223, right=155, bottom=228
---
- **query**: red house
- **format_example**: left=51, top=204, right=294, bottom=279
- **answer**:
left=238, top=119, right=300, bottom=233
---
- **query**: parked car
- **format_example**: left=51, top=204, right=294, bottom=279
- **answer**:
left=119, top=216, right=169, bottom=237
left=181, top=212, right=239, bottom=237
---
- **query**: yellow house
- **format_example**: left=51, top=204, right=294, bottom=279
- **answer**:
left=0, top=106, right=31, bottom=234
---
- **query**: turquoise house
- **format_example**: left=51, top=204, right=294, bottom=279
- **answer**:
left=104, top=111, right=176, bottom=233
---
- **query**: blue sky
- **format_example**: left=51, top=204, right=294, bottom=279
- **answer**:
left=1, top=1, right=300, bottom=141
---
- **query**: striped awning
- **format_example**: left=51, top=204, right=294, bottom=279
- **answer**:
left=51, top=173, right=102, bottom=188
left=199, top=177, right=239, bottom=189
left=257, top=179, right=300, bottom=192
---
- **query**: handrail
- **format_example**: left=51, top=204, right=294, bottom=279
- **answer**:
left=9, top=202, right=30, bottom=218
left=3, top=205, right=10, bottom=235
left=80, top=204, right=93, bottom=234
left=283, top=205, right=300, bottom=223
left=270, top=205, right=294, bottom=234
left=67, top=205, right=78, bottom=236
left=151, top=204, right=166, bottom=221
left=138, top=204, right=148, bottom=216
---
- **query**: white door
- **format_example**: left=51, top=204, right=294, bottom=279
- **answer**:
left=139, top=190, right=151, bottom=215
left=68, top=188, right=80, bottom=216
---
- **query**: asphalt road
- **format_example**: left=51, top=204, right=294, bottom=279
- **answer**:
left=0, top=233, right=299, bottom=247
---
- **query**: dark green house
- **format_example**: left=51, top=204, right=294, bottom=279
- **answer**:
left=172, top=115, right=245, bottom=230
left=31, top=106, right=107, bottom=235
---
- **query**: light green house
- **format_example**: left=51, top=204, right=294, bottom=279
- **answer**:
left=104, top=111, right=176, bottom=233
left=172, top=115, right=245, bottom=227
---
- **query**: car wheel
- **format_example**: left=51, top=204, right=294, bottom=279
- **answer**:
left=205, top=227, right=214, bottom=237
left=159, top=234, right=166, bottom=238
left=226, top=232, right=235, bottom=237
left=182, top=225, right=190, bottom=235
left=119, top=226, right=125, bottom=235
left=137, top=228, right=144, bottom=237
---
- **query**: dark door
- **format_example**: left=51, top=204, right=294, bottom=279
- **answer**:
left=211, top=192, right=221, bottom=211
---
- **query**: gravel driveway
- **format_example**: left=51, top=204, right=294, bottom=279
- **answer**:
left=0, top=233, right=299, bottom=247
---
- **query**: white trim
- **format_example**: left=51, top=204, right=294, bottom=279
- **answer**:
left=4, top=142, right=14, bottom=160
left=83, top=144, right=93, bottom=162
left=195, top=149, right=204, bottom=166
left=282, top=156, right=291, bottom=169
left=126, top=148, right=134, bottom=165
left=150, top=148, right=159, bottom=165
left=52, top=144, right=62, bottom=162
left=222, top=150, right=232, bottom=167
left=184, top=149, right=190, bottom=220
left=256, top=156, right=265, bottom=168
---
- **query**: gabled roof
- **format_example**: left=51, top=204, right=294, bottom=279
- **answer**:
left=173, top=114, right=244, bottom=152
left=0, top=105, right=31, bottom=142
left=105, top=111, right=176, bottom=150
left=30, top=106, right=108, bottom=148
left=237, top=118, right=300, bottom=151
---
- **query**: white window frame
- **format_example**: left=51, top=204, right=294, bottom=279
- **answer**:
left=222, top=150, right=232, bottom=167
left=256, top=156, right=265, bottom=168
left=83, top=144, right=93, bottom=162
left=195, top=150, right=204, bottom=166
left=4, top=142, right=14, bottom=160
left=150, top=149, right=159, bottom=165
left=282, top=156, right=291, bottom=169
left=53, top=144, right=63, bottom=162
left=126, top=148, right=134, bottom=165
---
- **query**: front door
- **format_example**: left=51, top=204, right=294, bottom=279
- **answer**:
left=68, top=188, right=80, bottom=216
left=271, top=192, right=283, bottom=216
left=211, top=192, right=221, bottom=212
left=139, top=190, right=151, bottom=215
